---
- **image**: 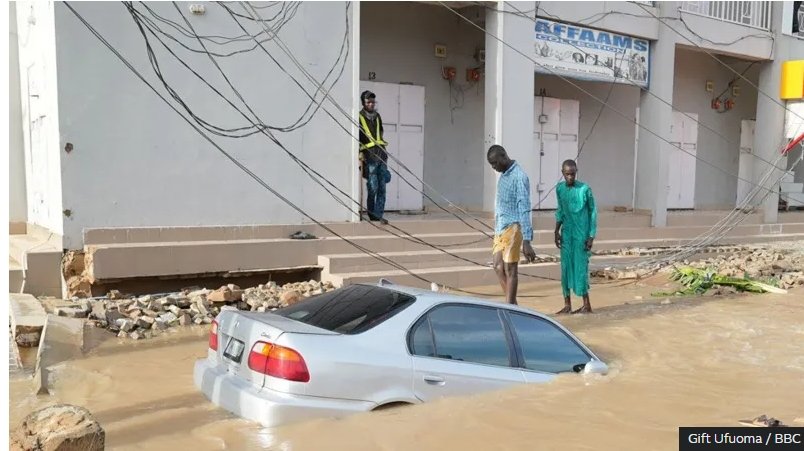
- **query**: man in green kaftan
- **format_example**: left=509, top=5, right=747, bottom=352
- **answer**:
left=554, top=160, right=597, bottom=314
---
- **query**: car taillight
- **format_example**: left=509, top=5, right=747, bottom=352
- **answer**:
left=209, top=320, right=219, bottom=351
left=247, top=341, right=310, bottom=382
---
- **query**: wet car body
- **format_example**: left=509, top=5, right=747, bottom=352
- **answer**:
left=194, top=281, right=608, bottom=427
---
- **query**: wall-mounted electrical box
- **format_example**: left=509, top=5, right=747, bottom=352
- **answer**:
left=435, top=44, right=447, bottom=59
left=442, top=67, right=457, bottom=80
left=705, top=80, right=714, bottom=93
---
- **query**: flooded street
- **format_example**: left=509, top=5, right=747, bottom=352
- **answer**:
left=10, top=277, right=804, bottom=450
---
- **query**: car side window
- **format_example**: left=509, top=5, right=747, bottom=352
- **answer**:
left=509, top=312, right=591, bottom=374
left=422, top=305, right=513, bottom=367
left=410, top=316, right=435, bottom=357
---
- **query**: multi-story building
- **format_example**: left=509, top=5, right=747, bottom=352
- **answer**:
left=9, top=1, right=804, bottom=296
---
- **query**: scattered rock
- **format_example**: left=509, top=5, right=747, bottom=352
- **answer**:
left=118, top=319, right=136, bottom=333
left=179, top=313, right=192, bottom=326
left=105, top=311, right=126, bottom=328
left=280, top=290, right=302, bottom=306
left=159, top=312, right=178, bottom=325
left=157, top=297, right=176, bottom=309
left=90, top=302, right=107, bottom=321
left=88, top=279, right=338, bottom=340
left=208, top=286, right=237, bottom=304
left=143, top=309, right=159, bottom=318
left=136, top=316, right=154, bottom=330
left=108, top=290, right=126, bottom=300
left=10, top=404, right=105, bottom=451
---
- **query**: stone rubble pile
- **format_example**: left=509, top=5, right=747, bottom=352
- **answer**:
left=592, top=245, right=804, bottom=289
left=683, top=247, right=804, bottom=290
left=55, top=280, right=336, bottom=340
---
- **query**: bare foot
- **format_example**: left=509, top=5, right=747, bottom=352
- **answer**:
left=555, top=305, right=572, bottom=315
left=572, top=305, right=593, bottom=314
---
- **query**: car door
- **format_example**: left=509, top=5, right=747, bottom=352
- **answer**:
left=409, top=304, right=526, bottom=402
left=504, top=311, right=595, bottom=383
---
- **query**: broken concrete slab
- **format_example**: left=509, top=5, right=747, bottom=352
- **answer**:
left=10, top=293, right=47, bottom=348
left=33, top=315, right=86, bottom=396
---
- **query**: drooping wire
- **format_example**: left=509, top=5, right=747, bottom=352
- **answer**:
left=127, top=2, right=562, bottom=284
left=64, top=1, right=560, bottom=298
left=228, top=1, right=498, bottom=236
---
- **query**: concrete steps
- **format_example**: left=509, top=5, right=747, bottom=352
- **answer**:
left=8, top=232, right=63, bottom=297
left=87, top=221, right=804, bottom=281
left=73, top=210, right=804, bottom=292
left=81, top=211, right=654, bottom=245
left=323, top=232, right=804, bottom=288
left=319, top=231, right=804, bottom=276
left=9, top=256, right=23, bottom=293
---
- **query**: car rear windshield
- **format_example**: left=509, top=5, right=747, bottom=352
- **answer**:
left=274, top=285, right=416, bottom=334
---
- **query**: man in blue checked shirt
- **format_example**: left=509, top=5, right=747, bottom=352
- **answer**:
left=487, top=145, right=537, bottom=305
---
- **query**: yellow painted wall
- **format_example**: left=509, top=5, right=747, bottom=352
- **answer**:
left=781, top=60, right=804, bottom=100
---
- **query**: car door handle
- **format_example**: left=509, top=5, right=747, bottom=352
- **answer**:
left=423, top=375, right=445, bottom=385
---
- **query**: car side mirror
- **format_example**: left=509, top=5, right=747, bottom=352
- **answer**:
left=583, top=359, right=608, bottom=375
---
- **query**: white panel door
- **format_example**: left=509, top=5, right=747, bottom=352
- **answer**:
left=397, top=84, right=425, bottom=211
left=737, top=120, right=756, bottom=207
left=667, top=112, right=698, bottom=209
left=533, top=97, right=579, bottom=209
left=559, top=99, right=580, bottom=164
left=359, top=81, right=424, bottom=212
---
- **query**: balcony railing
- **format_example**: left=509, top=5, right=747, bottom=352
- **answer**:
left=680, top=1, right=771, bottom=31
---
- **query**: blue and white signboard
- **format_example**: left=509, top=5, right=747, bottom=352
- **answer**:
left=534, top=19, right=650, bottom=88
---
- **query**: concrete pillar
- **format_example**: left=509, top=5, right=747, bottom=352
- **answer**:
left=10, top=2, right=28, bottom=226
left=350, top=2, right=361, bottom=223
left=752, top=4, right=795, bottom=223
left=634, top=3, right=676, bottom=228
left=483, top=2, right=536, bottom=212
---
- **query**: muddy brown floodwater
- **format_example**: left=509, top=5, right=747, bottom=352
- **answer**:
left=10, top=277, right=804, bottom=450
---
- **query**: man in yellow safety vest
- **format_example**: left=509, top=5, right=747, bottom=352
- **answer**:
left=358, top=90, right=391, bottom=225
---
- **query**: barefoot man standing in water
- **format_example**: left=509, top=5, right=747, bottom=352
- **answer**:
left=488, top=145, right=537, bottom=305
left=555, top=160, right=597, bottom=314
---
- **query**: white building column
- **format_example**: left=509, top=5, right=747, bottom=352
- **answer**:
left=350, top=2, right=361, bottom=223
left=10, top=2, right=28, bottom=226
left=483, top=2, right=536, bottom=212
left=752, top=4, right=793, bottom=224
left=634, top=4, right=676, bottom=227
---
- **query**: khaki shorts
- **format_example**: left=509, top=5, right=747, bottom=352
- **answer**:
left=492, top=224, right=523, bottom=264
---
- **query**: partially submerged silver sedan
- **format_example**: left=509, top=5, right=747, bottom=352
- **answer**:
left=194, top=282, right=608, bottom=427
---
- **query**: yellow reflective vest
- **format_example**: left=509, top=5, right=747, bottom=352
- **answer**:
left=359, top=113, right=387, bottom=151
